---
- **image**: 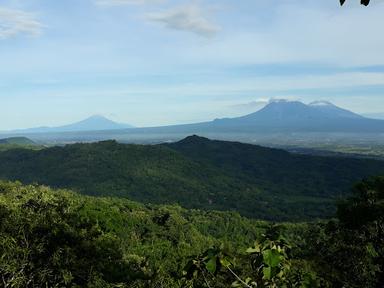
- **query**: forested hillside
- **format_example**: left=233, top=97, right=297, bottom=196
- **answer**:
left=1, top=179, right=383, bottom=287
left=0, top=136, right=384, bottom=221
left=165, top=136, right=384, bottom=200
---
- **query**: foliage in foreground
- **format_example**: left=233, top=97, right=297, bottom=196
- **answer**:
left=0, top=181, right=267, bottom=287
left=0, top=182, right=148, bottom=287
left=0, top=178, right=383, bottom=287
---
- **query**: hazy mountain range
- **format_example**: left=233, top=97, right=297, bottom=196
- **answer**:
left=1, top=101, right=383, bottom=143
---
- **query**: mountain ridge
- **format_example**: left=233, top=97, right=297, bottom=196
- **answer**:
left=1, top=101, right=383, bottom=139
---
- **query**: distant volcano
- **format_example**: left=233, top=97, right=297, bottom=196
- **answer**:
left=136, top=100, right=384, bottom=134
left=5, top=115, right=134, bottom=134
left=191, top=99, right=383, bottom=132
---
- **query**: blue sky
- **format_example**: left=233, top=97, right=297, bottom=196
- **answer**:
left=1, top=0, right=384, bottom=129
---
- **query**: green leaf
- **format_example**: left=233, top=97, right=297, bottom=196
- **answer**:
left=246, top=247, right=259, bottom=253
left=246, top=242, right=261, bottom=254
left=263, top=266, right=272, bottom=280
left=231, top=281, right=243, bottom=287
left=245, top=277, right=252, bottom=284
left=219, top=257, right=231, bottom=267
left=205, top=257, right=217, bottom=274
left=262, top=249, right=282, bottom=268
left=366, top=243, right=379, bottom=257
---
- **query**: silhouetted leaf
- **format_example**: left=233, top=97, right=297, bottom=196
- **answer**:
left=341, top=0, right=370, bottom=5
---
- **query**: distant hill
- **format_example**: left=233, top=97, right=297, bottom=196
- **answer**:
left=0, top=136, right=384, bottom=221
left=0, top=137, right=35, bottom=145
left=6, top=115, right=134, bottom=134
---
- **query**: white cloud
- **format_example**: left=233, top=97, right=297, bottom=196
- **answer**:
left=0, top=7, right=43, bottom=39
left=230, top=99, right=269, bottom=111
left=176, top=2, right=384, bottom=66
left=95, top=0, right=165, bottom=6
left=146, top=3, right=220, bottom=37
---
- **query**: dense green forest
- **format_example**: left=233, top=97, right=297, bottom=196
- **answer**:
left=0, top=136, right=384, bottom=221
left=0, top=178, right=383, bottom=287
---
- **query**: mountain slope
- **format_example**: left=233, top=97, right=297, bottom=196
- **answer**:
left=165, top=135, right=384, bottom=198
left=0, top=140, right=251, bottom=211
left=0, top=136, right=384, bottom=220
left=308, top=101, right=363, bottom=119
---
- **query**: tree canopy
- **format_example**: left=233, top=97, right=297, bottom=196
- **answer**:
left=1, top=138, right=384, bottom=221
left=2, top=178, right=383, bottom=287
